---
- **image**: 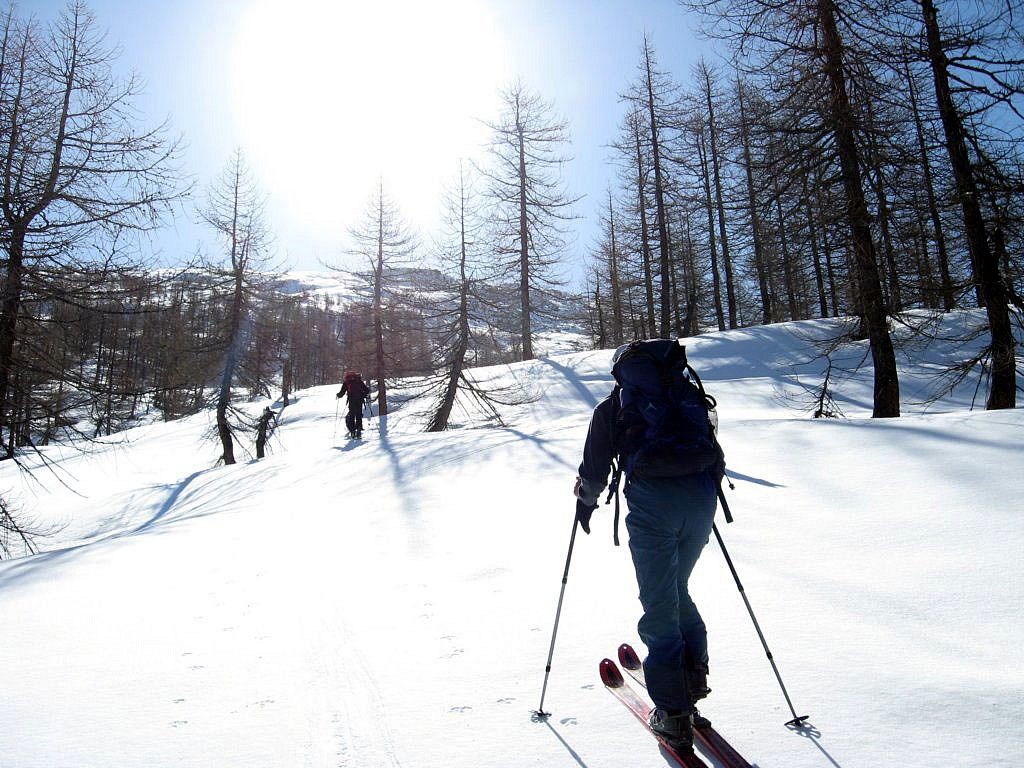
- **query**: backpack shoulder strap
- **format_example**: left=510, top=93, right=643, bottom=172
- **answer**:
left=685, top=363, right=717, bottom=410
left=603, top=385, right=623, bottom=547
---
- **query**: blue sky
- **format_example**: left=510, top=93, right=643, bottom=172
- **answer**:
left=23, top=0, right=713, bottom=285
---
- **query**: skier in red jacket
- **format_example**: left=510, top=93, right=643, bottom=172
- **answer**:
left=336, top=371, right=370, bottom=439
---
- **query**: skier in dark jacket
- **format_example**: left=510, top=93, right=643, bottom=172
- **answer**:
left=574, top=342, right=722, bottom=751
left=336, top=371, right=370, bottom=439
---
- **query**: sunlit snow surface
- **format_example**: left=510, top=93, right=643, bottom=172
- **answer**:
left=1, top=312, right=1022, bottom=767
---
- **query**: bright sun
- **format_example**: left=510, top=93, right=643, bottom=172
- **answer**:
left=230, top=0, right=510, bottom=253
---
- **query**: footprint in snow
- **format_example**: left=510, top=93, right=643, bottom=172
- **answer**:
left=173, top=698, right=185, bottom=704
left=497, top=697, right=516, bottom=704
left=560, top=717, right=578, bottom=726
left=580, top=683, right=594, bottom=690
left=170, top=720, right=188, bottom=728
left=450, top=706, right=472, bottom=713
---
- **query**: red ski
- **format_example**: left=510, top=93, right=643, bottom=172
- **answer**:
left=600, top=658, right=711, bottom=768
left=617, top=643, right=753, bottom=768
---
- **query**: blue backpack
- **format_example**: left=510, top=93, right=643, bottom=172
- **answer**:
left=611, top=339, right=723, bottom=479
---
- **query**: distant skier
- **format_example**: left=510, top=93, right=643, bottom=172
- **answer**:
left=255, top=406, right=277, bottom=459
left=336, top=371, right=370, bottom=439
left=574, top=340, right=725, bottom=752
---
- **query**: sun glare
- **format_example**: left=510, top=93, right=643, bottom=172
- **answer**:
left=230, top=0, right=510, bottom=254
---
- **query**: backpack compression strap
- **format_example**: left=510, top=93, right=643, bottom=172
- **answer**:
left=604, top=461, right=622, bottom=547
left=685, top=363, right=732, bottom=523
left=605, top=385, right=623, bottom=546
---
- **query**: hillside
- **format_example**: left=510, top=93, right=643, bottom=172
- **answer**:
left=0, top=312, right=1021, bottom=768
left=272, top=268, right=590, bottom=356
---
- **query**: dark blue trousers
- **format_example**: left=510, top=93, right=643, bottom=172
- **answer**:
left=624, top=472, right=717, bottom=712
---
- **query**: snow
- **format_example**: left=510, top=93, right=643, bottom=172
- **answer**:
left=1, top=311, right=1022, bottom=767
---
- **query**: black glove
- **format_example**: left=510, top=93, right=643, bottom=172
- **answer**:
left=336, top=392, right=342, bottom=399
left=576, top=499, right=597, bottom=534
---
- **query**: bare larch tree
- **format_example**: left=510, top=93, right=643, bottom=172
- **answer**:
left=481, top=82, right=579, bottom=360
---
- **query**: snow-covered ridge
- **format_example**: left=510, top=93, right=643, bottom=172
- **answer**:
left=0, top=312, right=1020, bottom=767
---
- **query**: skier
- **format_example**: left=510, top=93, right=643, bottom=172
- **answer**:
left=336, top=371, right=370, bottom=439
left=574, top=340, right=724, bottom=751
left=255, top=406, right=277, bottom=459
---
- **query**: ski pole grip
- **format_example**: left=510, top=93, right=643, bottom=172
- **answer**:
left=717, top=486, right=734, bottom=524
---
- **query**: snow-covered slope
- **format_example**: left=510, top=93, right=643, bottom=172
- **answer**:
left=1, top=313, right=1022, bottom=767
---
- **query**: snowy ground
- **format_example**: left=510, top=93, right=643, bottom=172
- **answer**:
left=1, top=312, right=1022, bottom=767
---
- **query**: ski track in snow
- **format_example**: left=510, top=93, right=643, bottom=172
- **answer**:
left=321, top=616, right=403, bottom=768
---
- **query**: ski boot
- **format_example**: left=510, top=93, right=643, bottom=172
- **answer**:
left=691, top=707, right=711, bottom=729
left=686, top=664, right=711, bottom=703
left=649, top=708, right=693, bottom=750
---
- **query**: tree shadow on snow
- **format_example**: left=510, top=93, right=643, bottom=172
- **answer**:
left=503, top=427, right=577, bottom=472
left=0, top=463, right=287, bottom=593
left=129, top=469, right=206, bottom=534
left=536, top=357, right=603, bottom=408
left=373, top=416, right=420, bottom=517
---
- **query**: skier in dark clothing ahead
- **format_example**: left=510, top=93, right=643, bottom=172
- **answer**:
left=574, top=339, right=725, bottom=752
left=336, top=371, right=370, bottom=439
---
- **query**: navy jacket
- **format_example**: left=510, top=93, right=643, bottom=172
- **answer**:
left=577, top=391, right=619, bottom=507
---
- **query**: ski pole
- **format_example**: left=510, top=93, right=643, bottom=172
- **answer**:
left=534, top=515, right=580, bottom=720
left=712, top=522, right=810, bottom=728
left=332, top=397, right=339, bottom=443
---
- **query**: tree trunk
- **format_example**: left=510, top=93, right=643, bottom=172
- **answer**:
left=593, top=280, right=607, bottom=347
left=216, top=269, right=245, bottom=465
left=737, top=80, right=772, bottom=325
left=773, top=182, right=799, bottom=320
left=683, top=219, right=700, bottom=336
left=819, top=0, right=900, bottom=417
left=919, top=0, right=1014, bottom=408
left=0, top=227, right=26, bottom=455
left=815, top=178, right=842, bottom=316
left=428, top=180, right=473, bottom=432
left=516, top=114, right=534, bottom=361
left=607, top=193, right=625, bottom=344
left=633, top=120, right=657, bottom=338
left=697, top=126, right=726, bottom=331
left=802, top=174, right=829, bottom=317
left=863, top=98, right=902, bottom=312
left=644, top=42, right=673, bottom=338
left=906, top=66, right=954, bottom=311
left=704, top=73, right=737, bottom=328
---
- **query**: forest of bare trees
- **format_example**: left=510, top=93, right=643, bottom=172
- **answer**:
left=587, top=0, right=1022, bottom=413
left=1, top=0, right=1021, bottom=553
